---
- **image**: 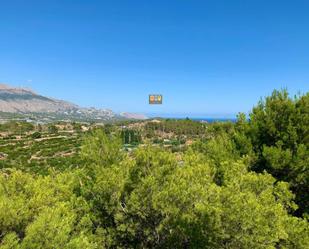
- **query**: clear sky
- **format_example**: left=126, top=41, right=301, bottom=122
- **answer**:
left=1, top=0, right=308, bottom=117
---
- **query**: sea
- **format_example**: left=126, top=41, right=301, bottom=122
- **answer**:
left=148, top=116, right=237, bottom=123
left=180, top=117, right=237, bottom=123
left=191, top=118, right=237, bottom=123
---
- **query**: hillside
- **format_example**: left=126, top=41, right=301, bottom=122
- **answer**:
left=0, top=84, right=146, bottom=122
left=0, top=83, right=78, bottom=113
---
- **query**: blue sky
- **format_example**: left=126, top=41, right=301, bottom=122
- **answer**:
left=1, top=0, right=308, bottom=117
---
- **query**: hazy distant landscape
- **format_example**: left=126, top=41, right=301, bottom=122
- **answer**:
left=0, top=84, right=148, bottom=123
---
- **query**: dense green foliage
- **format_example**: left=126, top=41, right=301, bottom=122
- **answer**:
left=0, top=90, right=308, bottom=248
left=145, top=119, right=206, bottom=136
left=121, top=129, right=142, bottom=145
left=0, top=121, right=34, bottom=134
left=248, top=90, right=309, bottom=215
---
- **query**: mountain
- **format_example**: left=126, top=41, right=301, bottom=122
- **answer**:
left=120, top=112, right=148, bottom=120
left=0, top=83, right=146, bottom=122
left=0, top=84, right=78, bottom=113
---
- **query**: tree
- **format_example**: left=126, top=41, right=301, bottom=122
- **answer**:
left=31, top=132, right=41, bottom=139
left=81, top=129, right=123, bottom=167
left=0, top=169, right=96, bottom=249
left=249, top=90, right=309, bottom=215
left=77, top=131, right=309, bottom=248
left=48, top=125, right=58, bottom=134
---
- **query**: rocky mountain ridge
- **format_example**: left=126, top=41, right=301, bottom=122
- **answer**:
left=0, top=83, right=147, bottom=122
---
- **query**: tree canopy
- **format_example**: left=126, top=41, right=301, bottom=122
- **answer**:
left=0, top=89, right=308, bottom=248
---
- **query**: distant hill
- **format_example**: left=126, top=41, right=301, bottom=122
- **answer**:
left=120, top=112, right=148, bottom=120
left=0, top=83, right=78, bottom=113
left=0, top=83, right=147, bottom=122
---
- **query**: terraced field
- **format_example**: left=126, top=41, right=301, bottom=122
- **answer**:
left=0, top=119, right=210, bottom=174
left=0, top=132, right=83, bottom=174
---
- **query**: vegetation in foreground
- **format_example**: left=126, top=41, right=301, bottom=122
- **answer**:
left=0, top=90, right=308, bottom=248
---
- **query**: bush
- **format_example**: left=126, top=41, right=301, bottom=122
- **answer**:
left=31, top=132, right=42, bottom=139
